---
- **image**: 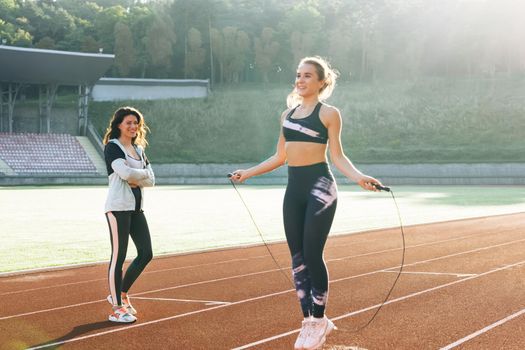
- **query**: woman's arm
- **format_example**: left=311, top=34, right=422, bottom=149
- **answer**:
left=126, top=151, right=155, bottom=187
left=105, top=143, right=150, bottom=182
left=111, top=159, right=151, bottom=182
left=134, top=164, right=155, bottom=187
left=324, top=106, right=381, bottom=191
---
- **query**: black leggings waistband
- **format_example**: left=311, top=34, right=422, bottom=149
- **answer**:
left=287, top=162, right=332, bottom=182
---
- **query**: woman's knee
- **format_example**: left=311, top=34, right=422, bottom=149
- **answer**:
left=139, top=249, right=153, bottom=264
left=303, top=246, right=324, bottom=267
left=114, top=251, right=128, bottom=266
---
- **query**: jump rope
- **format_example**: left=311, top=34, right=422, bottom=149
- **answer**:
left=227, top=173, right=406, bottom=332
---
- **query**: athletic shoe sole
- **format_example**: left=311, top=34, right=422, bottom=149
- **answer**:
left=304, top=319, right=337, bottom=350
left=108, top=313, right=136, bottom=323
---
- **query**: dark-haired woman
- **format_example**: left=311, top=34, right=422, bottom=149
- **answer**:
left=230, top=57, right=383, bottom=349
left=102, top=106, right=155, bottom=323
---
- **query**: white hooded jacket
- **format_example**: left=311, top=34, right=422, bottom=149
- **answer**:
left=104, top=138, right=155, bottom=213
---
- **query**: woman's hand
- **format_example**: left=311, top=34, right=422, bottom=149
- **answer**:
left=128, top=180, right=139, bottom=188
left=228, top=169, right=249, bottom=183
left=357, top=175, right=383, bottom=192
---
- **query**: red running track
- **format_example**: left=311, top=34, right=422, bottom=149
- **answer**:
left=1, top=213, right=525, bottom=350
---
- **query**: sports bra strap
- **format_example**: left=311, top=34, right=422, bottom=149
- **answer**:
left=286, top=106, right=298, bottom=118
left=313, top=102, right=322, bottom=114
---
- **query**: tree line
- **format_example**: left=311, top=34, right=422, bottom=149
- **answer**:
left=1, top=0, right=524, bottom=83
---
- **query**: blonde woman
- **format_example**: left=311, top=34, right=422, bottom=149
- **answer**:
left=230, top=57, right=382, bottom=349
left=102, top=107, right=155, bottom=323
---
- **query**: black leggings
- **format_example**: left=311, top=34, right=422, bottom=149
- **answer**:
left=105, top=210, right=153, bottom=306
left=283, top=162, right=337, bottom=318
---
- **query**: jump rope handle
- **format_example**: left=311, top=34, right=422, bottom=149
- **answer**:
left=228, top=173, right=242, bottom=180
left=372, top=183, right=391, bottom=192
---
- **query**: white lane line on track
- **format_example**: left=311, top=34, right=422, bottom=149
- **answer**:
left=25, top=288, right=294, bottom=350
left=439, top=307, right=525, bottom=350
left=0, top=269, right=277, bottom=321
left=0, top=230, right=388, bottom=278
left=3, top=236, right=525, bottom=321
left=380, top=270, right=477, bottom=278
left=0, top=256, right=269, bottom=296
left=28, top=261, right=525, bottom=350
left=231, top=260, right=525, bottom=350
left=133, top=296, right=231, bottom=306
left=0, top=229, right=505, bottom=296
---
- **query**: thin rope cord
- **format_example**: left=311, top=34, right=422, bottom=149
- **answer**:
left=229, top=179, right=406, bottom=332
left=228, top=179, right=296, bottom=288
left=350, top=189, right=406, bottom=331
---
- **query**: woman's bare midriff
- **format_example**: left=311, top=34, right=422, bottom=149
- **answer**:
left=285, top=142, right=327, bottom=166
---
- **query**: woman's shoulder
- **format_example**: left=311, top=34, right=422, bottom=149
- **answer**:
left=319, top=102, right=339, bottom=114
left=319, top=103, right=341, bottom=119
left=104, top=141, right=125, bottom=157
left=104, top=140, right=119, bottom=150
left=104, top=139, right=120, bottom=148
left=318, top=103, right=342, bottom=130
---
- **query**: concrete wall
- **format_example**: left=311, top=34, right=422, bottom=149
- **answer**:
left=0, top=175, right=106, bottom=186
left=91, top=78, right=209, bottom=101
left=10, top=106, right=77, bottom=135
left=151, top=163, right=525, bottom=186
left=2, top=163, right=524, bottom=186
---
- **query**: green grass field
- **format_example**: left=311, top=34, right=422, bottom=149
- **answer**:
left=2, top=185, right=525, bottom=274
left=89, top=79, right=525, bottom=164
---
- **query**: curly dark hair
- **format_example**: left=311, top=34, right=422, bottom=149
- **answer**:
left=102, top=106, right=150, bottom=148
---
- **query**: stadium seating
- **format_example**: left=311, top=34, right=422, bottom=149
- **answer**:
left=0, top=133, right=99, bottom=175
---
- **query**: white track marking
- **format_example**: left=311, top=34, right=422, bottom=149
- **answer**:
left=14, top=261, right=525, bottom=348
left=232, top=260, right=525, bottom=349
left=0, top=256, right=269, bottom=296
left=0, top=299, right=104, bottom=321
left=439, top=308, right=525, bottom=349
left=0, top=229, right=502, bottom=296
left=26, top=289, right=293, bottom=350
left=2, top=236, right=525, bottom=321
left=132, top=296, right=231, bottom=306
left=380, top=270, right=477, bottom=278
left=0, top=269, right=277, bottom=321
left=329, top=237, right=525, bottom=284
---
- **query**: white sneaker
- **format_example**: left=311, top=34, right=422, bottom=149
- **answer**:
left=302, top=316, right=336, bottom=350
left=294, top=318, right=312, bottom=350
left=108, top=306, right=136, bottom=323
left=121, top=293, right=137, bottom=315
left=107, top=294, right=137, bottom=315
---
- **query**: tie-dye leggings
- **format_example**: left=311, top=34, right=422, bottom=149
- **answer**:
left=283, top=162, right=337, bottom=318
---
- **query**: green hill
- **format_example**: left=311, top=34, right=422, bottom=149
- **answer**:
left=89, top=79, right=525, bottom=164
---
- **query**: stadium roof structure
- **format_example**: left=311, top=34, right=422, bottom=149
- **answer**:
left=0, top=45, right=114, bottom=86
left=0, top=45, right=114, bottom=135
